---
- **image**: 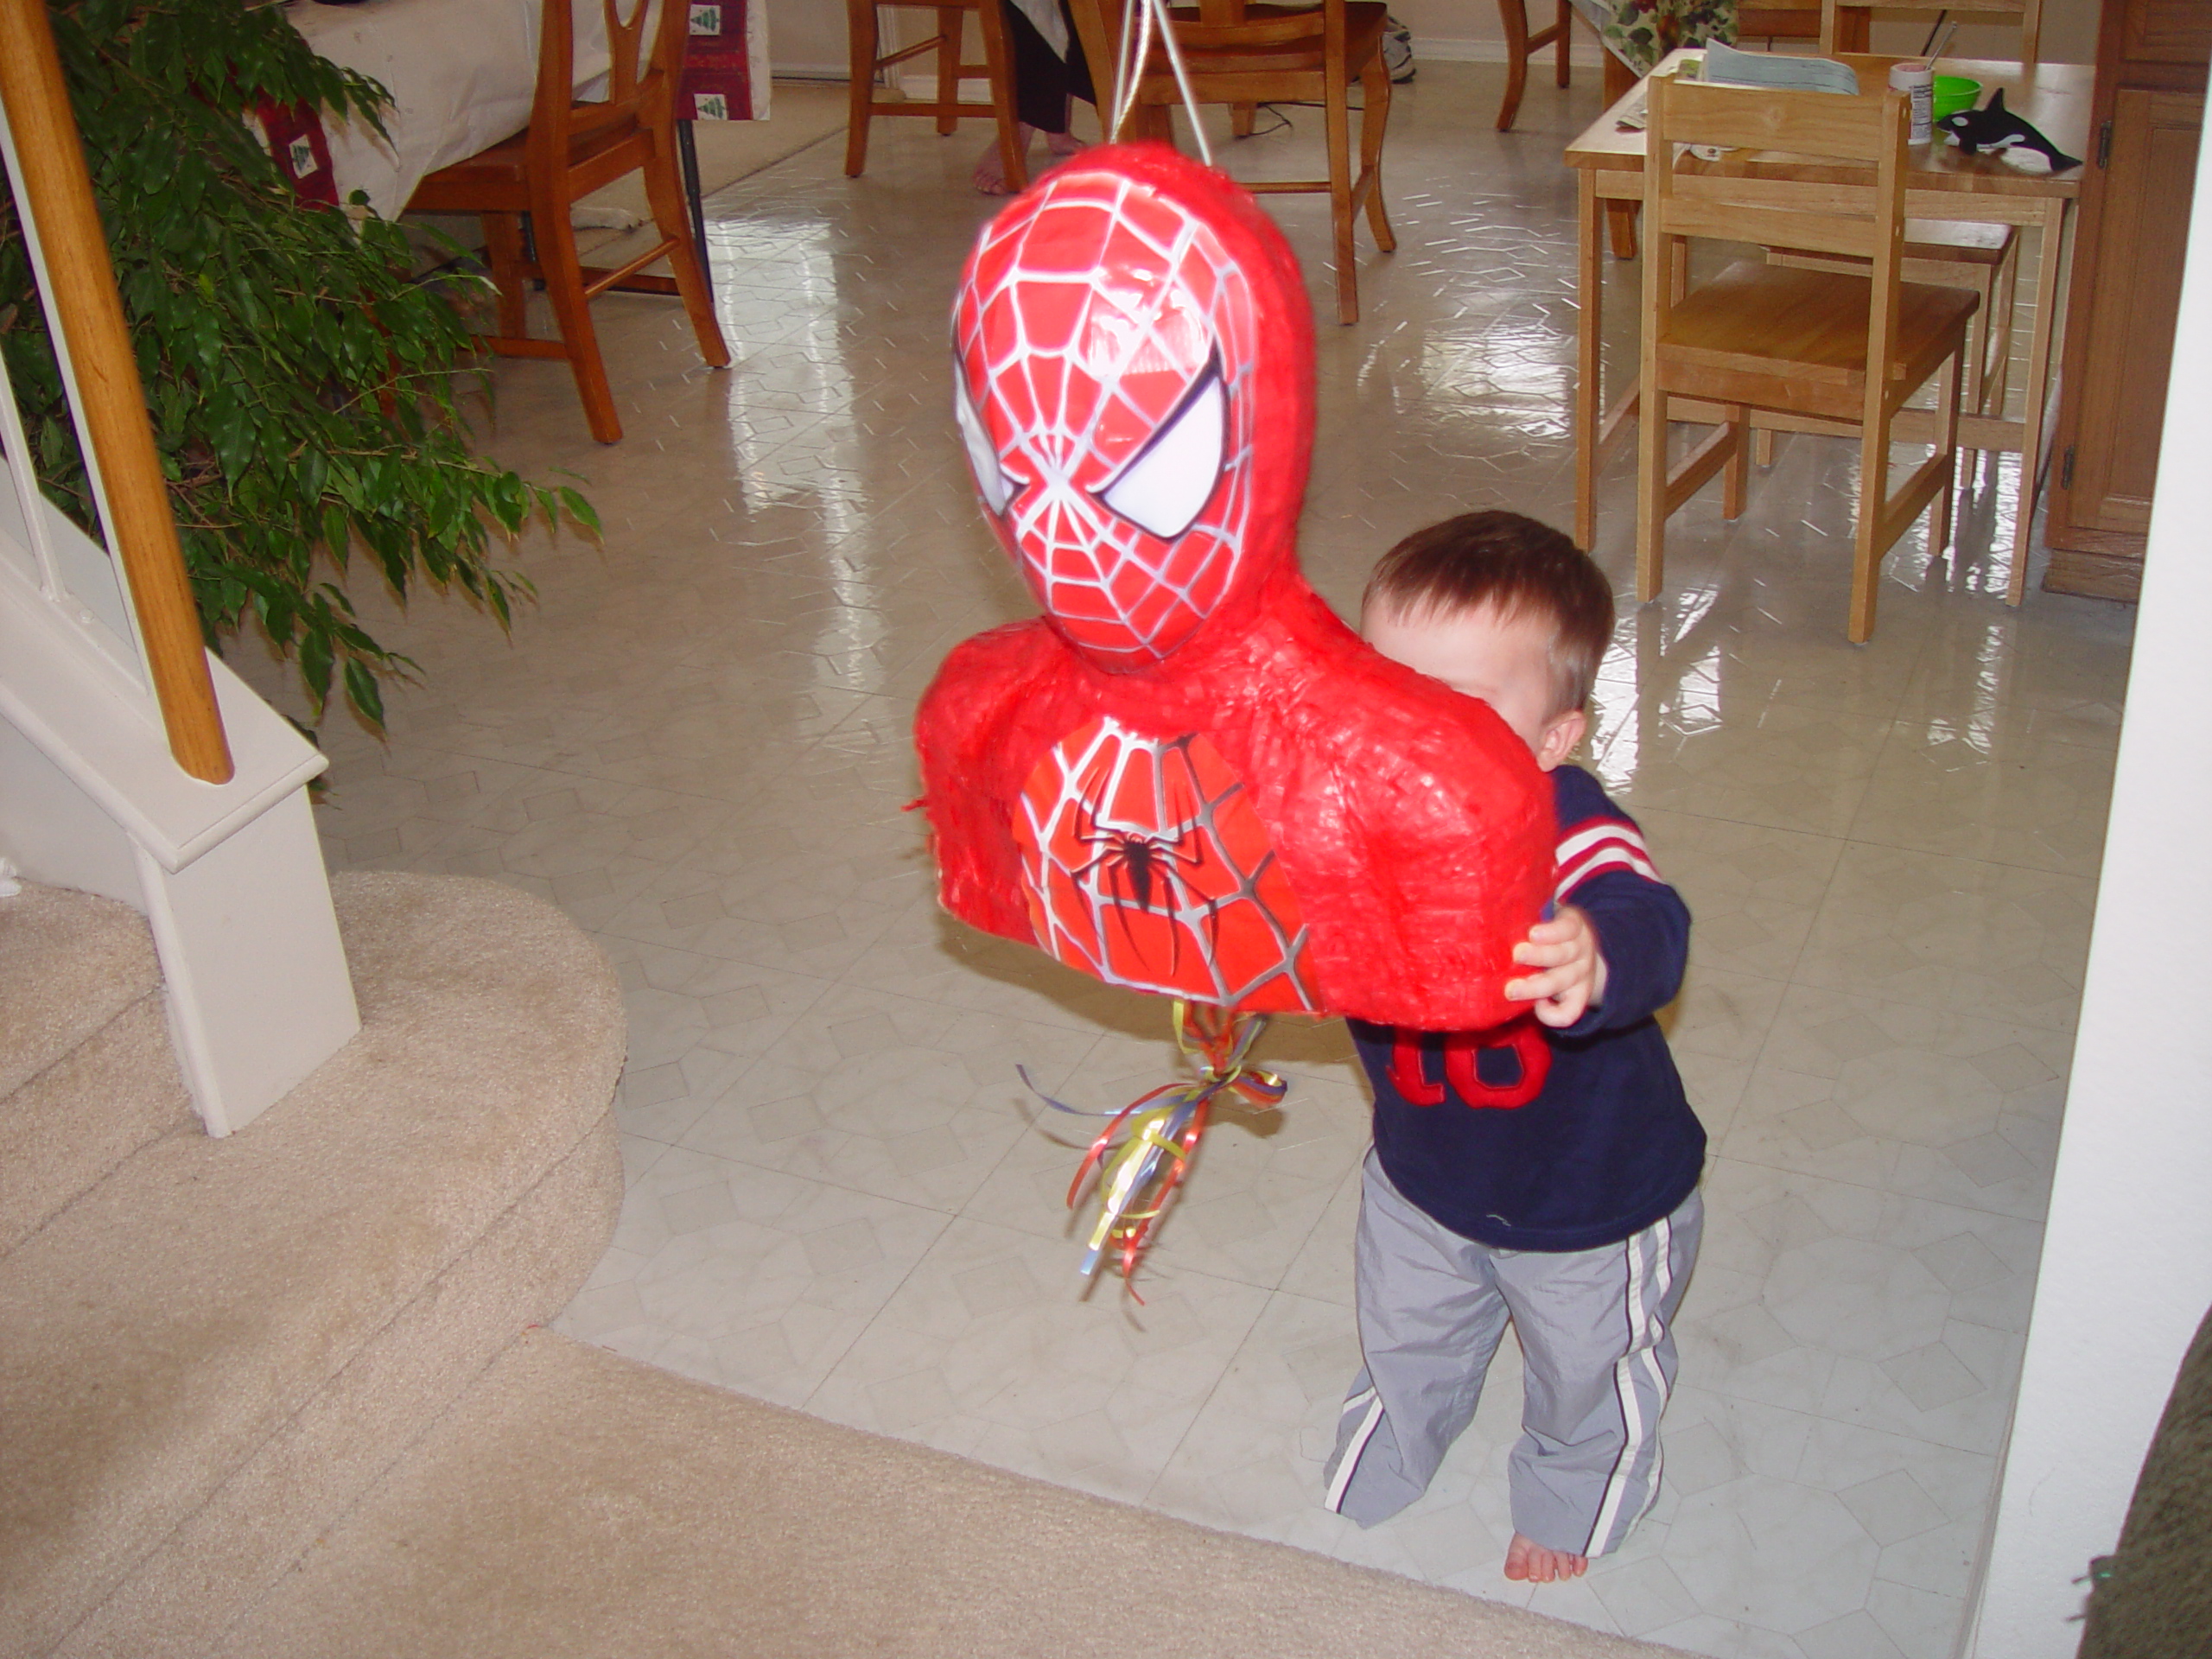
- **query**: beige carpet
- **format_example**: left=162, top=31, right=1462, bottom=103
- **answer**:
left=2, top=874, right=625, bottom=1659
left=230, top=1330, right=1688, bottom=1659
left=0, top=883, right=186, bottom=1258
left=0, top=882, right=156, bottom=1100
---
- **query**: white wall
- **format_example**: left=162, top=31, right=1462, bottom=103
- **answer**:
left=771, top=2, right=849, bottom=77
left=1964, top=105, right=2212, bottom=1659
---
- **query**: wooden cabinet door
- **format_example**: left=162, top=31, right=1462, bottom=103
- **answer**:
left=2126, top=0, right=2212, bottom=66
left=2059, top=87, right=2205, bottom=542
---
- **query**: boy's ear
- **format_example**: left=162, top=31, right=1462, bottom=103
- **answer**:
left=1535, top=707, right=1587, bottom=772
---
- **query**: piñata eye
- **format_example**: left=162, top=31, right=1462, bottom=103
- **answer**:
left=954, top=372, right=1018, bottom=515
left=1098, top=363, right=1225, bottom=540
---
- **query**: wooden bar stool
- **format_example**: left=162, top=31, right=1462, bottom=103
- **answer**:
left=846, top=1, right=1027, bottom=189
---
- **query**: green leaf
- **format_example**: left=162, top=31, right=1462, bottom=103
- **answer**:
left=557, top=486, right=601, bottom=536
left=0, top=0, right=600, bottom=741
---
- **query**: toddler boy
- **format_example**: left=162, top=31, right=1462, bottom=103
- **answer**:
left=1322, top=512, right=1705, bottom=1584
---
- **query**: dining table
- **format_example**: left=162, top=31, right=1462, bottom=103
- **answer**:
left=1565, top=48, right=2094, bottom=604
left=285, top=0, right=767, bottom=230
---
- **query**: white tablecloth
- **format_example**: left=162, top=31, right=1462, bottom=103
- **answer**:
left=288, top=0, right=707, bottom=219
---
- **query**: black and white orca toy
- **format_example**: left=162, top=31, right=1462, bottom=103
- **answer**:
left=1935, top=89, right=2082, bottom=172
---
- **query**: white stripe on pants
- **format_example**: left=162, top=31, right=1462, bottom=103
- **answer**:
left=1320, top=1149, right=1701, bottom=1557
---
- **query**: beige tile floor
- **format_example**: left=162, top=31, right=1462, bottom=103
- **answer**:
left=250, top=60, right=2135, bottom=1658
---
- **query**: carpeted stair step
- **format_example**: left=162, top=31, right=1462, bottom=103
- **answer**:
left=0, top=988, right=195, bottom=1260
left=225, top=1330, right=1689, bottom=1659
left=0, top=883, right=158, bottom=1102
left=0, top=880, right=196, bottom=1259
left=0, top=874, right=626, bottom=1659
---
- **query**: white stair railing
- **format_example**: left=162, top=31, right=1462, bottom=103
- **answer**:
left=0, top=0, right=359, bottom=1135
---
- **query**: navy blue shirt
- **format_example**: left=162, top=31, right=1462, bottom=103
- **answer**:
left=1353, top=766, right=1705, bottom=1253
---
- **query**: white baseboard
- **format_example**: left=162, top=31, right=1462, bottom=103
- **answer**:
left=1413, top=35, right=1611, bottom=66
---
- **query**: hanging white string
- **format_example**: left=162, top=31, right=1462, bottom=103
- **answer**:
left=1109, top=0, right=1147, bottom=141
left=1108, top=0, right=1216, bottom=168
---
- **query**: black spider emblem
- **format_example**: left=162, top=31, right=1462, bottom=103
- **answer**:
left=1067, top=798, right=1223, bottom=971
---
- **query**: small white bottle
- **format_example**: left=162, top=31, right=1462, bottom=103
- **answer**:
left=1889, top=60, right=1935, bottom=145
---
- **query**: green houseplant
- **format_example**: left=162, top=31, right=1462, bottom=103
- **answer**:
left=0, top=0, right=595, bottom=728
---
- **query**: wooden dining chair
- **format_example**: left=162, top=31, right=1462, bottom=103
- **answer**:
left=1820, top=0, right=2041, bottom=62
left=845, top=0, right=1027, bottom=189
left=1495, top=0, right=1572, bottom=130
left=1079, top=0, right=1395, bottom=324
left=404, top=0, right=728, bottom=445
left=1736, top=0, right=1857, bottom=48
left=1637, top=74, right=1979, bottom=642
left=1769, top=217, right=2019, bottom=417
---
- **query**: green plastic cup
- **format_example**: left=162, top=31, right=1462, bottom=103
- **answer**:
left=1932, top=76, right=1981, bottom=123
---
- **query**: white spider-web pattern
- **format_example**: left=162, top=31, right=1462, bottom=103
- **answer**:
left=1017, top=716, right=1319, bottom=1011
left=956, top=168, right=1259, bottom=666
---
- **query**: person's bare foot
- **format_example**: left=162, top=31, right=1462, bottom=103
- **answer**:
left=974, top=124, right=1037, bottom=194
left=1503, top=1533, right=1589, bottom=1583
left=974, top=125, right=1088, bottom=194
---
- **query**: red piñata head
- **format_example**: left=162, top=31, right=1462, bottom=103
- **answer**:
left=918, top=145, right=1554, bottom=1033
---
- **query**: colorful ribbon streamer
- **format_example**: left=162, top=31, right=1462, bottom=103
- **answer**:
left=1025, top=1001, right=1287, bottom=1291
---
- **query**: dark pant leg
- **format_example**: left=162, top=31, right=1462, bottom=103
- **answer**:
left=1004, top=0, right=1095, bottom=134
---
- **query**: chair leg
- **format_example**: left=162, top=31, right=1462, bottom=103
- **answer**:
left=1985, top=238, right=2020, bottom=417
left=1554, top=0, right=1572, bottom=86
left=1602, top=53, right=1639, bottom=260
left=1935, top=349, right=1961, bottom=554
left=1754, top=425, right=1777, bottom=468
left=1636, top=389, right=1667, bottom=604
left=1497, top=0, right=1531, bottom=130
left=973, top=0, right=1028, bottom=190
left=481, top=212, right=530, bottom=340
left=641, top=127, right=733, bottom=372
left=1961, top=268, right=1990, bottom=415
left=1326, top=81, right=1358, bottom=324
left=1723, top=404, right=1750, bottom=518
left=934, top=7, right=963, bottom=136
left=1848, top=407, right=1891, bottom=644
left=1360, top=56, right=1395, bottom=252
left=1232, top=103, right=1258, bottom=137
left=533, top=202, right=623, bottom=444
left=846, top=1, right=876, bottom=176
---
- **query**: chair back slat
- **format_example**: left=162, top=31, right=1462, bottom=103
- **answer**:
left=1173, top=10, right=1327, bottom=47
left=529, top=0, right=683, bottom=169
left=1659, top=75, right=1891, bottom=162
left=1819, top=0, right=2038, bottom=62
left=1662, top=195, right=1884, bottom=260
left=1089, top=0, right=1349, bottom=102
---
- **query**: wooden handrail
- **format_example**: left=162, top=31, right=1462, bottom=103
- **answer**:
left=0, top=0, right=234, bottom=785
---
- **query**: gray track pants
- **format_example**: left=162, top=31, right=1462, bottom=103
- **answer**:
left=1322, top=1149, right=1701, bottom=1557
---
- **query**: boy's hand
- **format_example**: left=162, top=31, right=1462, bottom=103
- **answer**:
left=1505, top=906, right=1607, bottom=1028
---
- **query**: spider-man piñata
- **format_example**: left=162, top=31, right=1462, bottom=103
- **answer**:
left=914, top=144, right=1554, bottom=1279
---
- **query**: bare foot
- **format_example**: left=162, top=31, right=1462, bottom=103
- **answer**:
left=1503, top=1533, right=1589, bottom=1583
left=974, top=124, right=1038, bottom=195
left=975, top=126, right=1088, bottom=194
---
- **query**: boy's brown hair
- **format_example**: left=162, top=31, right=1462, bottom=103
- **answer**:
left=1362, top=511, right=1614, bottom=716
